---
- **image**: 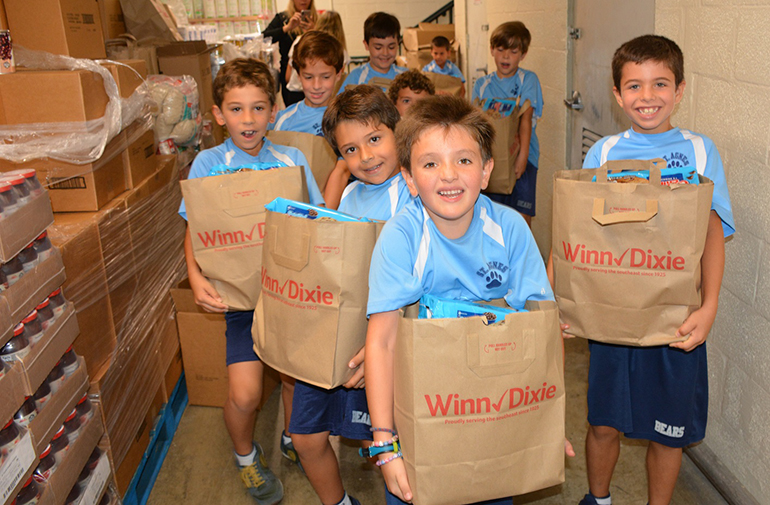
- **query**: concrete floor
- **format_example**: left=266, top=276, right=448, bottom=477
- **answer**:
left=148, top=338, right=728, bottom=505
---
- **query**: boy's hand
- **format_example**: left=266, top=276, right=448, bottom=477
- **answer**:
left=382, top=458, right=413, bottom=503
left=560, top=323, right=573, bottom=339
left=564, top=437, right=576, bottom=457
left=189, top=273, right=228, bottom=313
left=670, top=304, right=717, bottom=352
left=343, top=346, right=365, bottom=389
left=514, top=156, right=527, bottom=180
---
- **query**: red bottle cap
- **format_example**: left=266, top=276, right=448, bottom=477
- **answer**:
left=22, top=311, right=37, bottom=324
left=13, top=323, right=24, bottom=336
left=36, top=298, right=50, bottom=310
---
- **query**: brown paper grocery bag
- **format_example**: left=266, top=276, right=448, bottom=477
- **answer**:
left=476, top=98, right=531, bottom=195
left=422, top=72, right=463, bottom=97
left=267, top=130, right=338, bottom=193
left=395, top=300, right=565, bottom=505
left=552, top=159, right=714, bottom=346
left=253, top=209, right=381, bottom=388
left=180, top=168, right=308, bottom=311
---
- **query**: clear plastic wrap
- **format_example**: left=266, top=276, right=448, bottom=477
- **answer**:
left=0, top=47, right=153, bottom=166
left=147, top=75, right=203, bottom=151
left=47, top=156, right=187, bottom=468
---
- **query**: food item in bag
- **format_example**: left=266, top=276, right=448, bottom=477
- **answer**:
left=207, top=162, right=286, bottom=176
left=266, top=197, right=371, bottom=223
left=591, top=167, right=699, bottom=185
left=418, top=294, right=524, bottom=323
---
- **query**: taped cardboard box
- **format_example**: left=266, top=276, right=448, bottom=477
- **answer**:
left=4, top=0, right=106, bottom=59
left=0, top=190, right=54, bottom=262
left=0, top=68, right=108, bottom=126
left=403, top=23, right=455, bottom=52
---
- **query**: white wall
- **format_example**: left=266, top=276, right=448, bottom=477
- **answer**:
left=655, top=2, right=770, bottom=502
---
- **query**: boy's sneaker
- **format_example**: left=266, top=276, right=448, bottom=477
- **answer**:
left=349, top=497, right=361, bottom=505
left=238, top=443, right=284, bottom=505
left=280, top=431, right=304, bottom=472
left=579, top=493, right=611, bottom=505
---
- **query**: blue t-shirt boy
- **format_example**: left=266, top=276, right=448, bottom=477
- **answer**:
left=339, top=63, right=407, bottom=93
left=338, top=173, right=413, bottom=220
left=422, top=59, right=466, bottom=83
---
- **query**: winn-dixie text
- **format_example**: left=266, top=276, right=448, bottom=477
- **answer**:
left=197, top=223, right=266, bottom=247
left=425, top=382, right=557, bottom=418
left=562, top=242, right=685, bottom=270
left=261, top=266, right=334, bottom=305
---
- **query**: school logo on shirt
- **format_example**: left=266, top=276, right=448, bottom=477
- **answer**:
left=313, top=122, right=323, bottom=136
left=662, top=152, right=690, bottom=168
left=476, top=261, right=510, bottom=289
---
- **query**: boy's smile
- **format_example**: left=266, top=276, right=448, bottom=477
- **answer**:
left=613, top=60, right=685, bottom=135
left=300, top=58, right=342, bottom=108
left=364, top=36, right=398, bottom=73
left=335, top=120, right=399, bottom=185
left=492, top=46, right=525, bottom=79
left=212, top=84, right=276, bottom=156
left=403, top=125, right=492, bottom=239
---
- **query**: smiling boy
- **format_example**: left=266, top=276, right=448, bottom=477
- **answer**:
left=339, top=12, right=406, bottom=92
left=364, top=95, right=554, bottom=505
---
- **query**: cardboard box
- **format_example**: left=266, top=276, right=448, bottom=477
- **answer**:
left=157, top=41, right=217, bottom=112
left=28, top=356, right=89, bottom=453
left=0, top=429, right=36, bottom=505
left=0, top=68, right=107, bottom=125
left=0, top=361, right=27, bottom=430
left=18, top=304, right=80, bottom=395
left=404, top=50, right=433, bottom=71
left=0, top=190, right=54, bottom=262
left=98, top=0, right=126, bottom=40
left=403, top=23, right=455, bottom=52
left=48, top=215, right=117, bottom=375
left=0, top=249, right=66, bottom=345
left=101, top=59, right=147, bottom=99
left=4, top=0, right=106, bottom=59
left=113, top=397, right=152, bottom=495
left=76, top=452, right=112, bottom=505
left=123, top=126, right=157, bottom=189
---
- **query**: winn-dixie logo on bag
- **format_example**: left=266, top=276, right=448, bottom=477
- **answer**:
left=424, top=382, right=558, bottom=425
left=196, top=223, right=266, bottom=250
left=562, top=242, right=685, bottom=271
left=261, top=266, right=335, bottom=306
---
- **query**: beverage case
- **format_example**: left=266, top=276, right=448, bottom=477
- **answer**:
left=395, top=300, right=565, bottom=505
left=180, top=167, right=308, bottom=310
left=552, top=159, right=714, bottom=345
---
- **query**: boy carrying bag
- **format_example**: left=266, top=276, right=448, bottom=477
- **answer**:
left=181, top=167, right=308, bottom=311
left=253, top=205, right=381, bottom=388
left=552, top=159, right=714, bottom=346
left=395, top=300, right=565, bottom=505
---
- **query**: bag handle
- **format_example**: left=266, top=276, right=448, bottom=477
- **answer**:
left=466, top=328, right=535, bottom=378
left=267, top=223, right=310, bottom=271
left=598, top=158, right=667, bottom=185
left=592, top=198, right=658, bottom=225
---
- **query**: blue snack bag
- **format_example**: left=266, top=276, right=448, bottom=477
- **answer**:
left=266, top=198, right=372, bottom=223
left=207, top=162, right=287, bottom=176
left=591, top=167, right=699, bottom=185
left=418, top=294, right=524, bottom=323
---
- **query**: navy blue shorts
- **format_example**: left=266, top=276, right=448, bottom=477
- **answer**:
left=288, top=380, right=372, bottom=440
left=485, top=161, right=537, bottom=216
left=224, top=310, right=260, bottom=366
left=385, top=485, right=510, bottom=505
left=587, top=340, right=708, bottom=448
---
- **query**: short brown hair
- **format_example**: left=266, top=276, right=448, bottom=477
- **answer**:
left=396, top=95, right=494, bottom=172
left=364, top=12, right=400, bottom=42
left=213, top=58, right=275, bottom=107
left=431, top=35, right=451, bottom=50
left=490, top=21, right=531, bottom=53
left=292, top=31, right=345, bottom=73
left=387, top=69, right=435, bottom=103
left=612, top=35, right=684, bottom=89
left=322, top=85, right=400, bottom=156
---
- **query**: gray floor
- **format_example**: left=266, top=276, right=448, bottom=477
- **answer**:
left=148, top=338, right=728, bottom=505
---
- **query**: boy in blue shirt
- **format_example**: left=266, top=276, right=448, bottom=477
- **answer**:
left=387, top=69, right=435, bottom=117
left=472, top=21, right=542, bottom=226
left=270, top=30, right=351, bottom=212
left=364, top=95, right=566, bottom=505
left=339, top=12, right=407, bottom=93
left=576, top=35, right=734, bottom=505
left=422, top=35, right=466, bottom=97
left=179, top=58, right=324, bottom=505
left=282, top=85, right=412, bottom=505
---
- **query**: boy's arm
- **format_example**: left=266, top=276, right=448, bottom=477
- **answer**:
left=670, top=211, right=725, bottom=351
left=514, top=107, right=533, bottom=179
left=184, top=226, right=228, bottom=313
left=365, top=310, right=413, bottom=502
left=323, top=159, right=350, bottom=210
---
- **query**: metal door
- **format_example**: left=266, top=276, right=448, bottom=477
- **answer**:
left=566, top=1, right=655, bottom=169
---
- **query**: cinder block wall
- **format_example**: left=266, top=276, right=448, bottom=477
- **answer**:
left=483, top=0, right=569, bottom=256
left=655, top=2, right=770, bottom=501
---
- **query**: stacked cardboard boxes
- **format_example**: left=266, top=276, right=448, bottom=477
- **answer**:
left=401, top=23, right=457, bottom=71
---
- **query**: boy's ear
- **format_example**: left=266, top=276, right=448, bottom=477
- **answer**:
left=480, top=157, right=494, bottom=191
left=402, top=166, right=419, bottom=197
left=612, top=86, right=624, bottom=108
left=363, top=40, right=370, bottom=52
left=675, top=80, right=686, bottom=104
left=212, top=105, right=226, bottom=126
left=269, top=103, right=278, bottom=124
